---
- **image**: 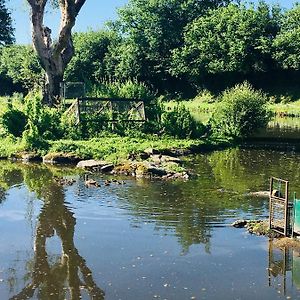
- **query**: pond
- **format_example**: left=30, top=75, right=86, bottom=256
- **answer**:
left=1, top=148, right=300, bottom=299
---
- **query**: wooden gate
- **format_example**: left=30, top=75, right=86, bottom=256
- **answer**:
left=65, top=97, right=146, bottom=125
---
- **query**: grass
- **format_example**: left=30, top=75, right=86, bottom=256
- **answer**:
left=165, top=91, right=300, bottom=124
left=0, top=134, right=232, bottom=163
left=269, top=99, right=300, bottom=117
left=49, top=136, right=209, bottom=163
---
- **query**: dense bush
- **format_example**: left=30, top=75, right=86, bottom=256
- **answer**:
left=162, top=104, right=206, bottom=138
left=1, top=106, right=27, bottom=137
left=89, top=79, right=155, bottom=100
left=24, top=92, right=62, bottom=140
left=209, top=82, right=271, bottom=138
left=22, top=120, right=49, bottom=151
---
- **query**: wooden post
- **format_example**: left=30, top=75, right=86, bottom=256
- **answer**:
left=269, top=177, right=274, bottom=230
left=76, top=98, right=80, bottom=125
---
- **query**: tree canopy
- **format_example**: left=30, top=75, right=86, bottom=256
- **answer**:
left=0, top=0, right=14, bottom=46
left=171, top=3, right=281, bottom=80
left=106, top=0, right=232, bottom=89
left=273, top=4, right=300, bottom=70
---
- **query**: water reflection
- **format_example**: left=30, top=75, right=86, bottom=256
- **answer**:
left=2, top=148, right=300, bottom=299
left=0, top=162, right=104, bottom=300
left=268, top=240, right=300, bottom=296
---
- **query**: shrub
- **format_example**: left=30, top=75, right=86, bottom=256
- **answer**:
left=209, top=82, right=271, bottom=138
left=1, top=104, right=27, bottom=137
left=24, top=92, right=63, bottom=140
left=89, top=79, right=155, bottom=100
left=162, top=104, right=206, bottom=138
left=22, top=120, right=49, bottom=151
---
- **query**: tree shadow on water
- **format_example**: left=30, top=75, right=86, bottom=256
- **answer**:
left=10, top=182, right=104, bottom=300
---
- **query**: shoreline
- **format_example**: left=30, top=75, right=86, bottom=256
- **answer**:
left=0, top=136, right=233, bottom=179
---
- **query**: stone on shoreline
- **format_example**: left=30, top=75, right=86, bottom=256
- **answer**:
left=43, top=153, right=81, bottom=164
left=100, top=164, right=114, bottom=173
left=75, top=152, right=190, bottom=180
left=144, top=148, right=160, bottom=155
left=21, top=153, right=42, bottom=162
left=231, top=219, right=247, bottom=228
left=246, top=191, right=270, bottom=198
left=150, top=154, right=182, bottom=164
left=10, top=152, right=42, bottom=162
left=232, top=219, right=281, bottom=238
left=76, top=159, right=111, bottom=170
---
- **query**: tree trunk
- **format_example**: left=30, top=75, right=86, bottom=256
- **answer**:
left=27, top=0, right=86, bottom=106
left=44, top=71, right=63, bottom=105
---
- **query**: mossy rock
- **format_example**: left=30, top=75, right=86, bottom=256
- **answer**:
left=246, top=220, right=280, bottom=238
left=114, top=161, right=135, bottom=174
left=135, top=163, right=150, bottom=177
left=43, top=152, right=81, bottom=164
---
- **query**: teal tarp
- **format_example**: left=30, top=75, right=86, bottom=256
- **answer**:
left=294, top=199, right=300, bottom=235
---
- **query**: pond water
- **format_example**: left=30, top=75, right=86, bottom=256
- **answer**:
left=1, top=148, right=300, bottom=299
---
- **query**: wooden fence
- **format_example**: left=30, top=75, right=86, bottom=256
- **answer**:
left=65, top=97, right=146, bottom=125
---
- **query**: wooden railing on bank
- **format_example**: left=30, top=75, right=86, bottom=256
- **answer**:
left=65, top=97, right=146, bottom=125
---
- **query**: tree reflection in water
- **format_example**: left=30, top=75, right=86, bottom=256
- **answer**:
left=10, top=181, right=104, bottom=300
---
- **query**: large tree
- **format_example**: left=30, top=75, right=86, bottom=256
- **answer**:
left=273, top=4, right=300, bottom=70
left=171, top=2, right=281, bottom=86
left=26, top=0, right=86, bottom=106
left=106, top=0, right=231, bottom=91
left=0, top=0, right=14, bottom=46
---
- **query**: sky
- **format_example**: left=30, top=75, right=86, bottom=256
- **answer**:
left=7, top=0, right=295, bottom=45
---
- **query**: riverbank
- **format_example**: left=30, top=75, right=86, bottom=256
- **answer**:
left=0, top=135, right=233, bottom=179
left=0, top=135, right=233, bottom=161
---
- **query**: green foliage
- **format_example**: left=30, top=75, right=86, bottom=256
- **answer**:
left=89, top=79, right=155, bottom=100
left=1, top=104, right=27, bottom=137
left=0, top=45, right=43, bottom=92
left=209, top=82, right=270, bottom=138
left=65, top=30, right=117, bottom=84
left=273, top=4, right=300, bottom=70
left=24, top=92, right=62, bottom=140
left=107, top=0, right=230, bottom=86
left=49, top=135, right=202, bottom=162
left=162, top=104, right=206, bottom=138
left=172, top=2, right=281, bottom=81
left=22, top=120, right=49, bottom=151
left=0, top=0, right=14, bottom=46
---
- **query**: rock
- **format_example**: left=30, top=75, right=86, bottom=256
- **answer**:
left=21, top=153, right=42, bottom=162
left=101, top=164, right=114, bottom=173
left=162, top=173, right=174, bottom=180
left=43, top=153, right=80, bottom=164
left=76, top=159, right=110, bottom=170
left=231, top=219, right=248, bottom=228
left=150, top=154, right=182, bottom=165
left=113, top=161, right=135, bottom=175
left=135, top=163, right=150, bottom=177
left=147, top=166, right=168, bottom=176
left=144, top=148, right=160, bottom=155
left=139, top=152, right=150, bottom=160
left=182, top=173, right=189, bottom=180
left=161, top=149, right=192, bottom=157
left=246, top=191, right=270, bottom=198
